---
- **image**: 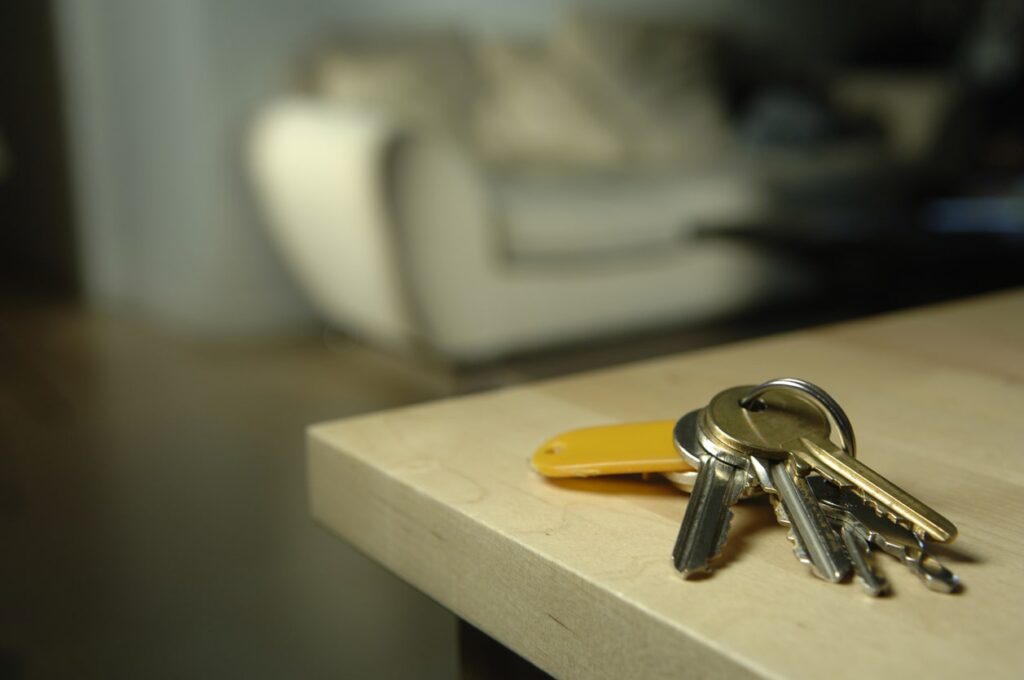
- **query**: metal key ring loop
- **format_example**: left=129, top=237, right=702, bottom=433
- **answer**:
left=738, top=378, right=857, bottom=457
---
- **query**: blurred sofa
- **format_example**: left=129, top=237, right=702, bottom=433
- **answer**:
left=247, top=23, right=803, bottom=360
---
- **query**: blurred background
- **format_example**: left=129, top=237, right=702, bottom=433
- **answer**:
left=2, top=0, right=1023, bottom=678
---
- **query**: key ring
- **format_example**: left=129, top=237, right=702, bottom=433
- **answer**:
left=737, top=378, right=857, bottom=457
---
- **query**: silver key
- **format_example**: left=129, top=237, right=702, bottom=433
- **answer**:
left=840, top=522, right=890, bottom=597
left=786, top=474, right=890, bottom=595
left=813, top=491, right=890, bottom=597
left=760, top=457, right=849, bottom=582
left=671, top=411, right=751, bottom=577
left=749, top=458, right=813, bottom=571
left=896, top=546, right=961, bottom=593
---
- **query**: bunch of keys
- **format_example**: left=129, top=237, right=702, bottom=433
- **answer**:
left=532, top=378, right=961, bottom=596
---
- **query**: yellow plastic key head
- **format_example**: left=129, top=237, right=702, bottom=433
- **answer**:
left=531, top=421, right=693, bottom=478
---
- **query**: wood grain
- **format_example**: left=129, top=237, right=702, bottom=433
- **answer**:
left=310, top=289, right=1024, bottom=679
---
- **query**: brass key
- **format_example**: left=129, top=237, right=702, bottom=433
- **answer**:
left=708, top=381, right=957, bottom=544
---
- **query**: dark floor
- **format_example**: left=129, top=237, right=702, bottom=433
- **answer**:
left=0, top=295, right=859, bottom=679
left=1, top=299, right=461, bottom=679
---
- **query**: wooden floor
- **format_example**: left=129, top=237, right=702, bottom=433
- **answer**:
left=0, top=298, right=460, bottom=679
left=0, top=294, right=889, bottom=678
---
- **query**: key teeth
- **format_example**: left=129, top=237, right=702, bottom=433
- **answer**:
left=811, top=474, right=925, bottom=538
left=776, top=507, right=813, bottom=565
left=845, top=485, right=920, bottom=536
left=676, top=503, right=735, bottom=577
left=770, top=502, right=791, bottom=527
left=785, top=528, right=812, bottom=566
left=768, top=496, right=812, bottom=567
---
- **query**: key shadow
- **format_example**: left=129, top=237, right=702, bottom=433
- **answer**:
left=539, top=475, right=778, bottom=578
left=714, top=496, right=778, bottom=570
left=925, top=542, right=981, bottom=565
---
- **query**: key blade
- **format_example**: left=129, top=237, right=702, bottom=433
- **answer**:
left=817, top=497, right=889, bottom=595
left=770, top=497, right=813, bottom=569
left=767, top=460, right=851, bottom=583
left=672, top=456, right=749, bottom=577
left=840, top=523, right=890, bottom=597
left=751, top=458, right=813, bottom=568
left=793, top=438, right=958, bottom=543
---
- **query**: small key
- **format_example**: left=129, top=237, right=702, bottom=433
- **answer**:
left=671, top=410, right=751, bottom=577
left=896, top=546, right=961, bottom=593
left=810, top=477, right=961, bottom=593
left=698, top=387, right=851, bottom=582
left=702, top=384, right=957, bottom=543
left=808, top=479, right=890, bottom=596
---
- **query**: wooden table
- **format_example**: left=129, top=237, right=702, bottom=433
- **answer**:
left=309, top=290, right=1024, bottom=679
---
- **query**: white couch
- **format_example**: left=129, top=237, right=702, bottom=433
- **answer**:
left=249, top=99, right=797, bottom=360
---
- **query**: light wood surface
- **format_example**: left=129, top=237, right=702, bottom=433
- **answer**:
left=309, top=290, right=1024, bottom=679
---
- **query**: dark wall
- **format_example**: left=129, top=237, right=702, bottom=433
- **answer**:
left=0, top=1, right=78, bottom=297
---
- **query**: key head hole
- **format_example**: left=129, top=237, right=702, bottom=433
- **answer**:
left=741, top=397, right=768, bottom=412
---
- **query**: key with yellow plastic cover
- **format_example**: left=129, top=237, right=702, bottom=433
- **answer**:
left=531, top=421, right=698, bottom=493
